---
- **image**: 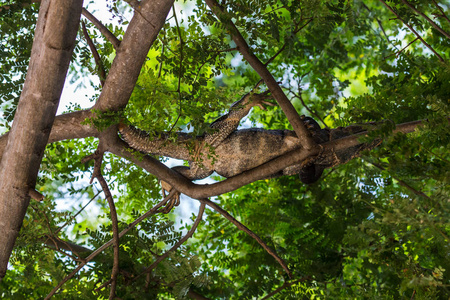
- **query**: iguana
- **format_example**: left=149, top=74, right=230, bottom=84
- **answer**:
left=119, top=92, right=376, bottom=199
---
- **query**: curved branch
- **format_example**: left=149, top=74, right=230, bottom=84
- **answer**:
left=92, top=150, right=120, bottom=300
left=200, top=198, right=292, bottom=278
left=81, top=8, right=121, bottom=50
left=81, top=21, right=107, bottom=86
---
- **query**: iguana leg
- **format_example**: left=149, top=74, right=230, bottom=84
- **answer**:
left=205, top=91, right=274, bottom=147
left=160, top=165, right=214, bottom=212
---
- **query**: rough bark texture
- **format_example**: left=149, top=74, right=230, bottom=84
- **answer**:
left=0, top=0, right=83, bottom=279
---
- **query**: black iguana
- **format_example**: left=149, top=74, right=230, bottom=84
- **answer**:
left=119, top=92, right=375, bottom=190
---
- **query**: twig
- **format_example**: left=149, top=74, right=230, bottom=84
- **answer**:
left=44, top=189, right=177, bottom=299
left=54, top=186, right=106, bottom=235
left=169, top=5, right=184, bottom=133
left=81, top=22, right=107, bottom=87
left=401, top=0, right=450, bottom=39
left=133, top=202, right=206, bottom=281
left=205, top=0, right=317, bottom=150
left=378, top=0, right=445, bottom=62
left=283, top=85, right=326, bottom=128
left=384, top=37, right=419, bottom=59
left=94, top=279, right=112, bottom=293
left=199, top=198, right=292, bottom=278
left=82, top=8, right=121, bottom=49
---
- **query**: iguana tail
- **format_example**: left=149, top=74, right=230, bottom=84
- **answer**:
left=118, top=124, right=194, bottom=161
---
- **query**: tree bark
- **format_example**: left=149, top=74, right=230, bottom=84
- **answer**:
left=0, top=0, right=83, bottom=280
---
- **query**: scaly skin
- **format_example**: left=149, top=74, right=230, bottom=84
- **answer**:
left=119, top=92, right=372, bottom=188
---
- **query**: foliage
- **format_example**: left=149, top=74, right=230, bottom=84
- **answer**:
left=0, top=0, right=449, bottom=299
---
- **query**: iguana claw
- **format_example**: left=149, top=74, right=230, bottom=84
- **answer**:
left=160, top=180, right=181, bottom=213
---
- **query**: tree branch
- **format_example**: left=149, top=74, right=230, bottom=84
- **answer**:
left=378, top=0, right=445, bottom=62
left=431, top=0, right=450, bottom=25
left=81, top=8, right=121, bottom=50
left=401, top=0, right=450, bottom=39
left=93, top=0, right=174, bottom=112
left=370, top=162, right=432, bottom=200
left=205, top=0, right=317, bottom=150
left=81, top=21, right=107, bottom=87
left=199, top=198, right=292, bottom=278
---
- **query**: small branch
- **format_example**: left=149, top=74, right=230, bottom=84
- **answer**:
left=401, top=0, right=450, bottom=39
left=81, top=8, right=121, bottom=49
left=94, top=279, right=112, bottom=293
left=283, top=85, right=326, bottom=128
left=93, top=153, right=120, bottom=300
left=378, top=0, right=445, bottom=62
left=205, top=0, right=317, bottom=150
left=384, top=37, right=419, bottom=59
left=54, top=187, right=105, bottom=235
left=199, top=198, right=292, bottom=278
left=29, top=188, right=44, bottom=201
left=431, top=0, right=450, bottom=25
left=133, top=203, right=206, bottom=281
left=43, top=236, right=92, bottom=256
left=81, top=21, right=107, bottom=87
left=44, top=189, right=177, bottom=299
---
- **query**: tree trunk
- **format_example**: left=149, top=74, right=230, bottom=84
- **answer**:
left=0, top=0, right=83, bottom=280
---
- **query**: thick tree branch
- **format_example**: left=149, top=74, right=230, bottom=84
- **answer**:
left=93, top=0, right=174, bottom=112
left=0, top=0, right=83, bottom=280
left=81, top=8, right=121, bottom=50
left=108, top=119, right=429, bottom=201
left=205, top=0, right=317, bottom=150
left=200, top=198, right=292, bottom=278
left=0, top=110, right=98, bottom=159
left=44, top=189, right=177, bottom=299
